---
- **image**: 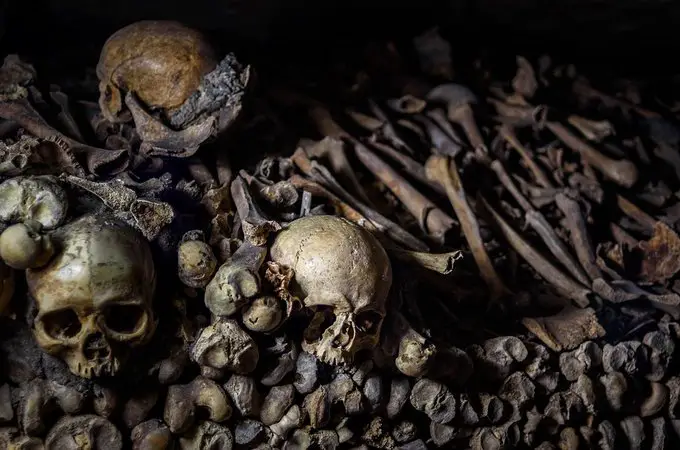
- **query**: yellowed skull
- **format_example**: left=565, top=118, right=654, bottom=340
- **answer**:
left=270, top=215, right=392, bottom=366
left=26, top=214, right=156, bottom=378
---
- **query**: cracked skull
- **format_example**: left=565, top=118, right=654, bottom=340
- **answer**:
left=26, top=214, right=156, bottom=378
left=270, top=215, right=392, bottom=365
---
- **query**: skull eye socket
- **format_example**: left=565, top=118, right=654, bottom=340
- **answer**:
left=355, top=310, right=383, bottom=334
left=103, top=304, right=145, bottom=334
left=41, top=309, right=82, bottom=340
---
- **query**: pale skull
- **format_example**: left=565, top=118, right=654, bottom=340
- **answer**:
left=270, top=215, right=392, bottom=365
left=27, top=214, right=156, bottom=378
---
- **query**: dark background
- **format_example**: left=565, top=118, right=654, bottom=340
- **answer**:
left=0, top=0, right=679, bottom=78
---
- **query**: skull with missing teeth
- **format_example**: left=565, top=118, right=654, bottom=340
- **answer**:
left=270, top=215, right=392, bottom=365
left=27, top=214, right=156, bottom=378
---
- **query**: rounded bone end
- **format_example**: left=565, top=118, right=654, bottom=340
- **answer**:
left=0, top=222, right=54, bottom=270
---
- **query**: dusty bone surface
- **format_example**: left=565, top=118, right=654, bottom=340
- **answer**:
left=0, top=17, right=680, bottom=450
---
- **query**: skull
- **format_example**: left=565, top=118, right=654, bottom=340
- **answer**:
left=270, top=215, right=392, bottom=365
left=26, top=214, right=156, bottom=378
left=96, top=20, right=217, bottom=123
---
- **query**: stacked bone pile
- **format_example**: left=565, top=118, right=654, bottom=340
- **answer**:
left=0, top=19, right=679, bottom=450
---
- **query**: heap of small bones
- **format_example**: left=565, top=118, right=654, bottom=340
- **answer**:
left=0, top=19, right=678, bottom=450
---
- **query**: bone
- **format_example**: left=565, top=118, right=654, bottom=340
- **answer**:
left=367, top=138, right=446, bottom=196
left=497, top=124, right=553, bottom=188
left=19, top=378, right=87, bottom=437
left=425, top=155, right=509, bottom=300
left=427, top=108, right=466, bottom=146
left=64, top=175, right=137, bottom=210
left=521, top=306, right=606, bottom=352
left=546, top=121, right=639, bottom=188
left=353, top=142, right=456, bottom=243
left=386, top=94, right=427, bottom=114
left=409, top=378, right=456, bottom=424
left=260, top=336, right=299, bottom=387
left=177, top=238, right=218, bottom=289
left=0, top=99, right=120, bottom=176
left=224, top=375, right=262, bottom=418
left=0, top=175, right=68, bottom=229
left=127, top=198, right=175, bottom=241
left=414, top=114, right=462, bottom=157
left=179, top=421, right=234, bottom=450
left=125, top=92, right=215, bottom=158
left=427, top=83, right=487, bottom=151
left=367, top=99, right=416, bottom=155
left=231, top=175, right=282, bottom=246
left=305, top=108, right=375, bottom=206
left=122, top=389, right=159, bottom=430
left=45, top=415, right=122, bottom=450
left=268, top=405, right=303, bottom=443
left=384, top=311, right=437, bottom=378
left=163, top=376, right=232, bottom=434
left=261, top=385, right=295, bottom=426
left=204, top=242, right=267, bottom=317
left=303, top=385, right=331, bottom=429
left=0, top=221, right=54, bottom=270
left=291, top=149, right=428, bottom=251
left=234, top=419, right=265, bottom=446
left=555, top=192, right=603, bottom=281
left=190, top=318, right=259, bottom=378
left=131, top=419, right=174, bottom=450
left=288, top=175, right=375, bottom=229
left=482, top=198, right=592, bottom=307
left=489, top=158, right=591, bottom=286
left=242, top=296, right=284, bottom=333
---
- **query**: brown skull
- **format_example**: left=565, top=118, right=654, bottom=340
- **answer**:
left=270, top=215, right=392, bottom=365
left=27, top=214, right=156, bottom=378
left=96, top=20, right=217, bottom=123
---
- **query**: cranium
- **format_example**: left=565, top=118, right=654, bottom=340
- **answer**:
left=96, top=20, right=217, bottom=124
left=270, top=215, right=392, bottom=366
left=26, top=214, right=156, bottom=378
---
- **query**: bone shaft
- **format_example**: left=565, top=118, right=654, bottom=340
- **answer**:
left=369, top=140, right=445, bottom=196
left=499, top=124, right=554, bottom=188
left=555, top=193, right=603, bottom=281
left=483, top=199, right=591, bottom=307
left=354, top=143, right=455, bottom=242
left=546, top=121, right=637, bottom=187
left=490, top=160, right=591, bottom=285
left=433, top=156, right=507, bottom=299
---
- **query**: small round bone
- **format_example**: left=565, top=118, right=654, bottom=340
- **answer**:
left=179, top=420, right=234, bottom=450
left=177, top=239, right=217, bottom=288
left=0, top=222, right=54, bottom=270
left=190, top=318, right=259, bottom=378
left=242, top=296, right=283, bottom=333
left=204, top=243, right=266, bottom=317
left=131, top=419, right=173, bottom=450
left=45, top=414, right=122, bottom=450
left=19, top=378, right=87, bottom=437
left=163, top=376, right=232, bottom=434
left=223, top=375, right=261, bottom=418
left=0, top=175, right=67, bottom=229
left=409, top=379, right=456, bottom=424
left=260, top=385, right=295, bottom=426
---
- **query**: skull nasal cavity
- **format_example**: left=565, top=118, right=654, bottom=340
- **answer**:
left=83, top=332, right=111, bottom=360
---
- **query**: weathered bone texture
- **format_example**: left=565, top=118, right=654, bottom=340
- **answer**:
left=270, top=215, right=392, bottom=366
left=27, top=214, right=157, bottom=379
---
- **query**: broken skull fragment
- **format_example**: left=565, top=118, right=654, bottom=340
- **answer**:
left=97, top=20, right=251, bottom=158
